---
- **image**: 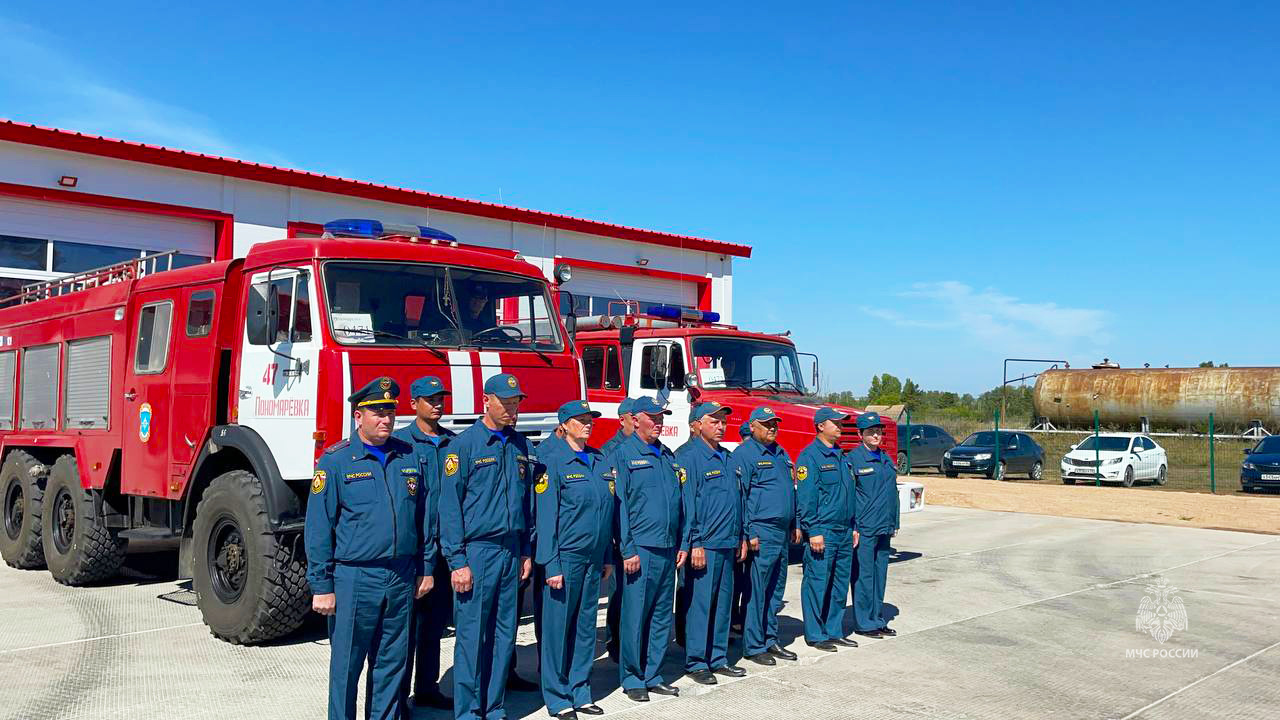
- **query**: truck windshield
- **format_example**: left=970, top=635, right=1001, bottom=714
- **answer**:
left=690, top=337, right=808, bottom=394
left=323, top=261, right=564, bottom=352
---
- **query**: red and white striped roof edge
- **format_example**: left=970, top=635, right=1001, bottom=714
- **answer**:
left=0, top=118, right=751, bottom=258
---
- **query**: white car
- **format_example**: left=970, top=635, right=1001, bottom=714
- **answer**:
left=1060, top=433, right=1168, bottom=487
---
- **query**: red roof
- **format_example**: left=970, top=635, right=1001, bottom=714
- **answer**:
left=0, top=119, right=751, bottom=258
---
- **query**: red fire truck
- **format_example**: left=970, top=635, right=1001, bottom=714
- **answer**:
left=0, top=220, right=581, bottom=644
left=574, top=303, right=924, bottom=513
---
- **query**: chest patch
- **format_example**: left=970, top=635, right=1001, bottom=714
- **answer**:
left=857, top=467, right=875, bottom=475
left=820, top=463, right=837, bottom=471
left=757, top=460, right=774, bottom=468
left=565, top=472, right=586, bottom=480
left=704, top=469, right=723, bottom=478
left=345, top=471, right=373, bottom=481
left=474, top=456, right=497, bottom=467
left=629, top=459, right=652, bottom=468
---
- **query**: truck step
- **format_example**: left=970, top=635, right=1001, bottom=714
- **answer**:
left=118, top=528, right=181, bottom=542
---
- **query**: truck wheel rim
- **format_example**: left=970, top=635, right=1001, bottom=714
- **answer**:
left=3, top=480, right=22, bottom=540
left=208, top=515, right=248, bottom=603
left=52, top=487, right=75, bottom=554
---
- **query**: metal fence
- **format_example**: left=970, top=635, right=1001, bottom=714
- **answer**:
left=899, top=409, right=1267, bottom=495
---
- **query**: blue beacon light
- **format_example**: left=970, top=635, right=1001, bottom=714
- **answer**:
left=323, top=218, right=458, bottom=243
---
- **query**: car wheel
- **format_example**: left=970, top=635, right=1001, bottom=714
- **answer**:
left=1155, top=465, right=1167, bottom=486
left=1122, top=465, right=1135, bottom=488
left=944, top=471, right=958, bottom=478
left=897, top=452, right=910, bottom=475
left=1029, top=461, right=1043, bottom=481
left=989, top=461, right=1007, bottom=481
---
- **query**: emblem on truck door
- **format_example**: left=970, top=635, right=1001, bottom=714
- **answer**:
left=139, top=403, right=153, bottom=443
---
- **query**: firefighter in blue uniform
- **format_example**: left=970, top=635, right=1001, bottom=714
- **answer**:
left=535, top=400, right=615, bottom=720
left=306, top=377, right=435, bottom=720
left=613, top=396, right=688, bottom=703
left=848, top=411, right=901, bottom=638
left=733, top=406, right=800, bottom=665
left=794, top=407, right=859, bottom=652
left=439, top=373, right=534, bottom=720
left=601, top=397, right=635, bottom=662
left=676, top=401, right=748, bottom=685
left=729, top=419, right=753, bottom=635
left=393, top=376, right=456, bottom=711
left=672, top=407, right=703, bottom=648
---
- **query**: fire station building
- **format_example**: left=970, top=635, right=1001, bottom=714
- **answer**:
left=0, top=120, right=749, bottom=318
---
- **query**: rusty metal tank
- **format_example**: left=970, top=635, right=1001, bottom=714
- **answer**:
left=1032, top=367, right=1280, bottom=429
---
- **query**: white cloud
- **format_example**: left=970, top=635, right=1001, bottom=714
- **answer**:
left=0, top=17, right=287, bottom=164
left=864, top=280, right=1111, bottom=348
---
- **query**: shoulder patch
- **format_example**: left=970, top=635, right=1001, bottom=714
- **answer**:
left=311, top=470, right=326, bottom=494
left=444, top=454, right=460, bottom=476
left=795, top=465, right=809, bottom=482
left=534, top=473, right=549, bottom=494
left=678, top=466, right=688, bottom=484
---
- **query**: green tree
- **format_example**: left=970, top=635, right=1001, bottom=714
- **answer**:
left=868, top=373, right=902, bottom=404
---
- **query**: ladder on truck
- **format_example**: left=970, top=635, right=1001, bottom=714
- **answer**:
left=0, top=250, right=183, bottom=306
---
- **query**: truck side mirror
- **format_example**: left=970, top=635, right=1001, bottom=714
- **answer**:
left=266, top=283, right=282, bottom=343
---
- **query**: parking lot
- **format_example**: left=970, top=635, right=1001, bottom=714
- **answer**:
left=2, top=505, right=1278, bottom=720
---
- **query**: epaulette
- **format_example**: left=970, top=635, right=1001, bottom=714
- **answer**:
left=323, top=439, right=351, bottom=455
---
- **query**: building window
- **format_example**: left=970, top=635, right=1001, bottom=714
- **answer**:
left=53, top=241, right=141, bottom=273
left=0, top=235, right=49, bottom=271
left=0, top=277, right=32, bottom=302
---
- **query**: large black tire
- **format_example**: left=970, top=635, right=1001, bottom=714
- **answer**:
left=897, top=452, right=910, bottom=475
left=1122, top=466, right=1135, bottom=488
left=1, top=450, right=46, bottom=569
left=191, top=470, right=310, bottom=644
left=42, top=455, right=127, bottom=585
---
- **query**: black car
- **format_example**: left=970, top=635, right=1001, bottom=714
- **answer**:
left=942, top=430, right=1045, bottom=481
left=1241, top=436, right=1280, bottom=492
left=899, top=424, right=957, bottom=473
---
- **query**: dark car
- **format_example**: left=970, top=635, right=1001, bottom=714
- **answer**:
left=942, top=430, right=1045, bottom=481
left=898, top=424, right=956, bottom=473
left=1241, top=436, right=1280, bottom=492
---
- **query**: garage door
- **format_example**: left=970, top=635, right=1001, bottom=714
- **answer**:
left=562, top=267, right=699, bottom=316
left=0, top=195, right=215, bottom=300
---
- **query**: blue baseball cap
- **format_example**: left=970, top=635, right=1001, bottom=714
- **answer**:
left=813, top=407, right=848, bottom=427
left=558, top=399, right=601, bottom=424
left=748, top=406, right=781, bottom=424
left=483, top=373, right=526, bottom=398
left=855, top=411, right=885, bottom=430
left=630, top=396, right=671, bottom=416
left=617, top=397, right=636, bottom=417
left=689, top=401, right=733, bottom=423
left=409, top=375, right=450, bottom=399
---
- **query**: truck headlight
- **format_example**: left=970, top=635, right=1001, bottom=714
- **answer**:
left=974, top=453, right=991, bottom=461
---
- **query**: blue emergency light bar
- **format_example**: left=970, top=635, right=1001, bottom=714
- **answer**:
left=644, top=304, right=720, bottom=323
left=323, top=218, right=458, bottom=243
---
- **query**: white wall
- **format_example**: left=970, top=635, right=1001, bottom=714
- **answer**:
left=0, top=141, right=735, bottom=318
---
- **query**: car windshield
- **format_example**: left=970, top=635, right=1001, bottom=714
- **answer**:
left=1254, top=436, right=1280, bottom=453
left=960, top=431, right=1016, bottom=447
left=689, top=336, right=808, bottom=393
left=1075, top=436, right=1132, bottom=452
left=323, top=261, right=564, bottom=351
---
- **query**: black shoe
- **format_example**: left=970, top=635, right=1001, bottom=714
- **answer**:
left=576, top=705, right=605, bottom=716
left=807, top=641, right=838, bottom=652
left=746, top=652, right=776, bottom=666
left=443, top=626, right=456, bottom=638
left=832, top=637, right=859, bottom=648
left=767, top=645, right=798, bottom=661
left=556, top=712, right=578, bottom=720
left=688, top=670, right=718, bottom=685
left=413, top=691, right=453, bottom=710
left=625, top=688, right=650, bottom=703
left=606, top=642, right=619, bottom=663
left=507, top=674, right=539, bottom=692
left=879, top=626, right=897, bottom=636
left=854, top=629, right=886, bottom=639
left=648, top=683, right=679, bottom=696
left=714, top=665, right=747, bottom=678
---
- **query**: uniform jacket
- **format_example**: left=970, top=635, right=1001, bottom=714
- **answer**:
left=612, top=433, right=688, bottom=558
left=846, top=444, right=900, bottom=536
left=676, top=438, right=744, bottom=550
left=305, top=436, right=433, bottom=594
left=795, top=438, right=854, bottom=538
left=534, top=435, right=614, bottom=576
left=392, top=422, right=455, bottom=566
left=438, top=421, right=535, bottom=571
left=731, top=436, right=796, bottom=539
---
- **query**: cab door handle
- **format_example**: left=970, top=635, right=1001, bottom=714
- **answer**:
left=124, top=390, right=137, bottom=401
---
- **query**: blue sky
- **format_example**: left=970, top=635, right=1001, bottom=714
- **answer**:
left=2, top=2, right=1277, bottom=394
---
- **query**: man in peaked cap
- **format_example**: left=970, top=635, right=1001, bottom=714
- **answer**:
left=795, top=407, right=859, bottom=652
left=847, top=411, right=900, bottom=639
left=439, top=373, right=536, bottom=720
left=306, top=376, right=435, bottom=720
left=677, top=401, right=748, bottom=685
left=394, top=376, right=456, bottom=711
left=731, top=406, right=800, bottom=665
left=612, top=396, right=687, bottom=702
